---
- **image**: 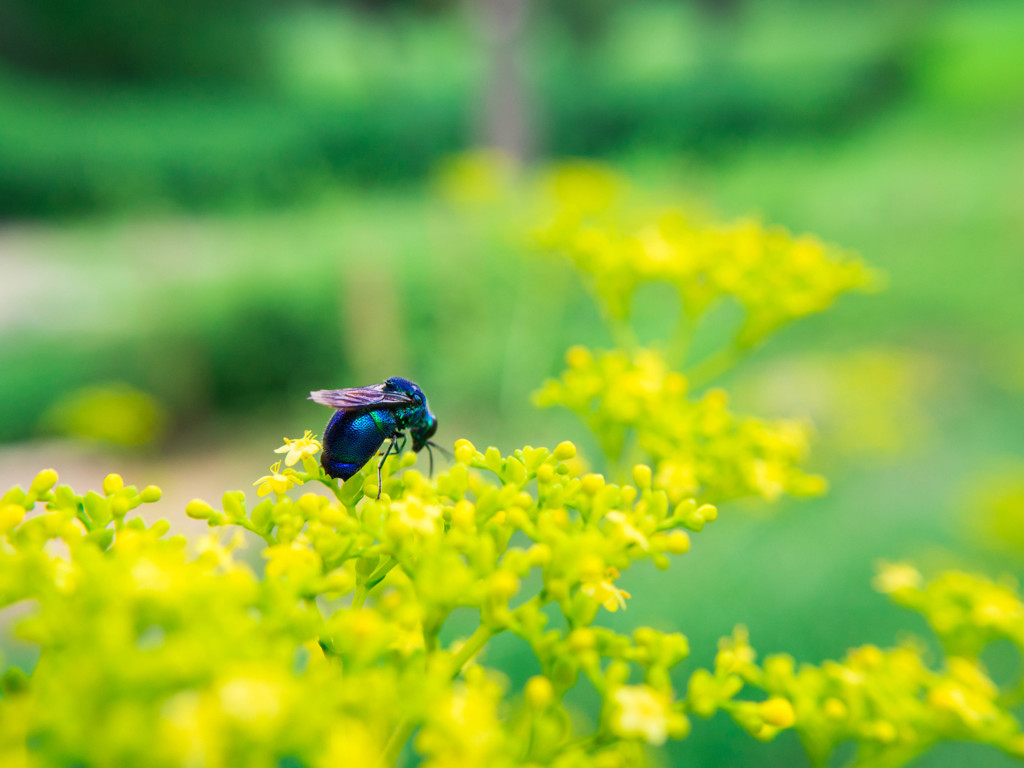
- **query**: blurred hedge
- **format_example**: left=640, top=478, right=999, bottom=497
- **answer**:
left=0, top=281, right=350, bottom=444
left=0, top=1, right=923, bottom=219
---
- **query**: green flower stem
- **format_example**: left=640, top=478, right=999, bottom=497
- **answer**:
left=447, top=623, right=496, bottom=677
left=666, top=308, right=697, bottom=369
left=365, top=557, right=400, bottom=592
left=684, top=342, right=747, bottom=390
left=234, top=520, right=276, bottom=546
left=351, top=584, right=368, bottom=610
left=315, top=476, right=346, bottom=503
left=381, top=597, right=550, bottom=767
left=352, top=556, right=400, bottom=609
left=381, top=623, right=497, bottom=766
left=74, top=503, right=94, bottom=532
left=382, top=718, right=417, bottom=766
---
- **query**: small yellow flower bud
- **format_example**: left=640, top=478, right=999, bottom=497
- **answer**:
left=566, top=346, right=592, bottom=369
left=696, top=504, right=718, bottom=522
left=506, top=457, right=527, bottom=483
left=553, top=441, right=577, bottom=461
left=222, top=491, right=246, bottom=521
left=605, top=661, right=630, bottom=687
left=545, top=578, right=569, bottom=601
left=524, top=676, right=554, bottom=708
left=322, top=569, right=355, bottom=595
left=385, top=517, right=410, bottom=539
left=667, top=712, right=691, bottom=739
left=664, top=633, right=690, bottom=662
left=757, top=698, right=796, bottom=729
left=451, top=499, right=475, bottom=528
left=507, top=508, right=531, bottom=530
left=110, top=497, right=130, bottom=519
left=139, top=485, right=162, bottom=503
left=620, top=486, right=637, bottom=507
left=568, top=628, right=596, bottom=652
left=102, top=474, right=124, bottom=495
left=823, top=698, right=847, bottom=720
left=528, top=543, right=551, bottom=566
left=870, top=720, right=897, bottom=743
left=763, top=654, right=795, bottom=681
left=664, top=530, right=691, bottom=554
left=857, top=645, right=884, bottom=668
left=717, top=649, right=737, bottom=672
left=579, top=554, right=605, bottom=582
left=488, top=570, right=520, bottom=599
left=30, top=469, right=58, bottom=495
left=484, top=446, right=503, bottom=470
left=687, top=669, right=719, bottom=718
left=185, top=499, right=219, bottom=520
left=581, top=474, right=605, bottom=495
left=536, top=464, right=554, bottom=484
left=0, top=504, right=25, bottom=532
left=633, top=627, right=658, bottom=647
left=454, top=439, right=476, bottom=465
left=873, top=561, right=922, bottom=594
left=794, top=474, right=828, bottom=496
left=632, top=464, right=652, bottom=489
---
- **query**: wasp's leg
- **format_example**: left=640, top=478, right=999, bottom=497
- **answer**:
left=376, top=436, right=399, bottom=499
left=394, top=433, right=408, bottom=454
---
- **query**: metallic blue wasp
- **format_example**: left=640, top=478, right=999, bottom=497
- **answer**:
left=309, top=377, right=440, bottom=498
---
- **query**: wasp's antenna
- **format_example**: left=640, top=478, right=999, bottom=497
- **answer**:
left=427, top=441, right=453, bottom=461
left=423, top=441, right=452, bottom=478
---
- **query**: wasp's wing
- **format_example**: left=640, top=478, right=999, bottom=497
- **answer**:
left=309, top=384, right=416, bottom=411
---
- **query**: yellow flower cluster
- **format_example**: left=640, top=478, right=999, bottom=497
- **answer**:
left=684, top=568, right=1024, bottom=767
left=7, top=452, right=1021, bottom=767
left=533, top=162, right=878, bottom=347
left=535, top=346, right=826, bottom=503
left=528, top=163, right=868, bottom=507
left=877, top=563, right=1024, bottom=658
left=0, top=429, right=723, bottom=767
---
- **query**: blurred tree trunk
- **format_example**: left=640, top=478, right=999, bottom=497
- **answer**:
left=692, top=0, right=743, bottom=21
left=474, top=0, right=531, bottom=163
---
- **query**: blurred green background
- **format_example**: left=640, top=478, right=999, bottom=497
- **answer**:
left=0, top=0, right=1022, bottom=765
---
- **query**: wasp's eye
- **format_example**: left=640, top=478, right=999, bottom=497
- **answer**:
left=426, top=419, right=437, bottom=438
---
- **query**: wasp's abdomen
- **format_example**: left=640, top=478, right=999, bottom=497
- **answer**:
left=321, top=409, right=397, bottom=480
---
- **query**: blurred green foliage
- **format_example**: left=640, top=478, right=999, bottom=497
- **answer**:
left=0, top=0, right=270, bottom=84
left=0, top=276, right=349, bottom=443
left=6, top=0, right=1015, bottom=217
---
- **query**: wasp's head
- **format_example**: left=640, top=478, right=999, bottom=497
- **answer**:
left=411, top=414, right=437, bottom=453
